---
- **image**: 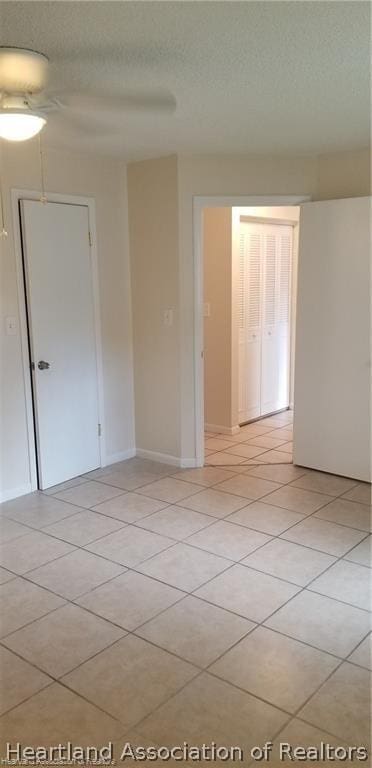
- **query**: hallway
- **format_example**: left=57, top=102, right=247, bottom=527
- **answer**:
left=205, top=411, right=293, bottom=467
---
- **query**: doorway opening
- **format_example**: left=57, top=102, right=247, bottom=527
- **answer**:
left=203, top=205, right=298, bottom=469
left=193, top=195, right=309, bottom=469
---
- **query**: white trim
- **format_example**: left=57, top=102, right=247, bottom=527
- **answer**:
left=0, top=483, right=34, bottom=503
left=240, top=215, right=298, bottom=226
left=86, top=199, right=107, bottom=467
left=136, top=448, right=197, bottom=469
left=136, top=448, right=181, bottom=466
left=12, top=192, right=38, bottom=493
left=180, top=457, right=198, bottom=468
left=11, top=188, right=107, bottom=492
left=193, top=194, right=311, bottom=468
left=104, top=448, right=136, bottom=466
left=205, top=423, right=240, bottom=435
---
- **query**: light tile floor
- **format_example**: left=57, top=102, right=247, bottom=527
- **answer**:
left=0, top=411, right=371, bottom=764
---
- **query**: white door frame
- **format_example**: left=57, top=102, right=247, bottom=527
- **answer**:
left=193, top=194, right=311, bottom=467
left=12, top=188, right=106, bottom=492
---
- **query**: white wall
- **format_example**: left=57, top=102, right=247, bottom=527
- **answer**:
left=0, top=142, right=135, bottom=501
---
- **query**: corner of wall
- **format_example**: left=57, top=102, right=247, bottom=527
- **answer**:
left=316, top=147, right=371, bottom=201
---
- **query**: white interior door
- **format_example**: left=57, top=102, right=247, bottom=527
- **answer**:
left=21, top=200, right=101, bottom=489
left=293, top=197, right=371, bottom=481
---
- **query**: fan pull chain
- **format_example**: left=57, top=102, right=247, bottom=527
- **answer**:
left=0, top=140, right=8, bottom=238
left=38, top=133, right=47, bottom=204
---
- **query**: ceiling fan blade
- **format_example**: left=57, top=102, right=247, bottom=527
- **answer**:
left=28, top=93, right=60, bottom=113
left=54, top=88, right=177, bottom=115
left=52, top=42, right=182, bottom=71
left=49, top=109, right=115, bottom=137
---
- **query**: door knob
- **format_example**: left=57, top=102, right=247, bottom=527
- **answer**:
left=38, top=360, right=50, bottom=370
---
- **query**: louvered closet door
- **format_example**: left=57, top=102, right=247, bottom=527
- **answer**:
left=261, top=224, right=292, bottom=416
left=238, top=224, right=262, bottom=423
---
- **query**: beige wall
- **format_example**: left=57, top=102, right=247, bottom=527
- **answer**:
left=127, top=155, right=180, bottom=459
left=203, top=208, right=233, bottom=431
left=0, top=142, right=135, bottom=500
left=2, top=143, right=369, bottom=497
left=178, top=153, right=318, bottom=459
left=317, top=148, right=370, bottom=201
left=180, top=150, right=370, bottom=459
left=127, top=148, right=369, bottom=464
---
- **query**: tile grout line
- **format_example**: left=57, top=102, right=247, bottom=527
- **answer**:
left=0, top=635, right=128, bottom=728
left=1, top=476, right=370, bottom=630
left=343, top=629, right=372, bottom=666
left=1, top=514, right=369, bottom=687
left=2, top=583, right=369, bottom=744
left=1, top=514, right=369, bottom=625
left=3, top=414, right=367, bottom=534
left=204, top=419, right=294, bottom=465
left=1, top=417, right=370, bottom=740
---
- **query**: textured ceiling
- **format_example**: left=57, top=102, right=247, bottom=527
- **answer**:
left=0, top=1, right=370, bottom=159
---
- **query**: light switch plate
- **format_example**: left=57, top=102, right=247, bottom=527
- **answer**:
left=204, top=302, right=211, bottom=317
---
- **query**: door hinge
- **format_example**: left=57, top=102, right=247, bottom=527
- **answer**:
left=88, top=230, right=93, bottom=247
left=98, top=423, right=102, bottom=437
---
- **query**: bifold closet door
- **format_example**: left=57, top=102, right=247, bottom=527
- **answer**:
left=238, top=226, right=261, bottom=423
left=294, top=197, right=371, bottom=481
left=261, top=224, right=292, bottom=416
left=238, top=221, right=292, bottom=424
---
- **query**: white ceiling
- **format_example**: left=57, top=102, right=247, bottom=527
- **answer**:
left=0, top=1, right=370, bottom=159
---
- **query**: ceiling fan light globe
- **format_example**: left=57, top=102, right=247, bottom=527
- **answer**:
left=0, top=109, right=46, bottom=141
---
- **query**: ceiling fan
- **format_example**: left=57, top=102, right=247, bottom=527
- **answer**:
left=0, top=46, right=177, bottom=141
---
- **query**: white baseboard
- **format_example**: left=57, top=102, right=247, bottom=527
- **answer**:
left=136, top=448, right=181, bottom=467
left=0, top=448, right=196, bottom=503
left=0, top=482, right=34, bottom=503
left=1, top=450, right=137, bottom=503
left=103, top=448, right=136, bottom=466
left=136, top=448, right=198, bottom=469
left=205, top=423, right=240, bottom=435
left=180, top=457, right=198, bottom=468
